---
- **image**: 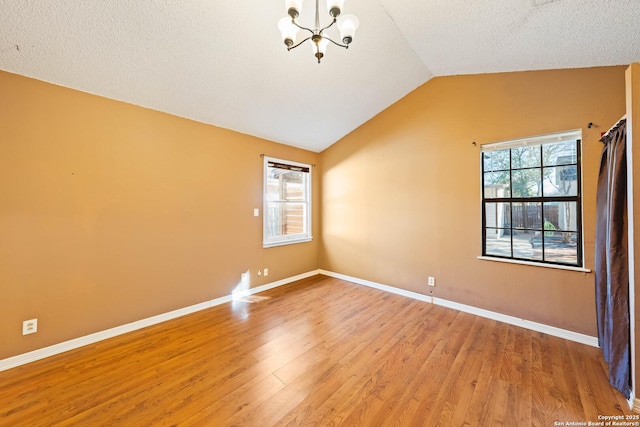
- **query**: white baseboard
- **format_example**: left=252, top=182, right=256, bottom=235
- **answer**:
left=319, top=270, right=433, bottom=303
left=0, top=270, right=320, bottom=373
left=320, top=270, right=599, bottom=348
left=432, top=297, right=598, bottom=347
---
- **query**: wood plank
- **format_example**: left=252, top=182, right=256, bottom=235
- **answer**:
left=0, top=274, right=632, bottom=425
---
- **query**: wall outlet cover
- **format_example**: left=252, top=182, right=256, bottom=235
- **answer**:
left=23, top=319, right=38, bottom=335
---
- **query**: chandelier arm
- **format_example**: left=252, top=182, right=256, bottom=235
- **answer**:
left=318, top=18, right=337, bottom=34
left=288, top=35, right=313, bottom=51
left=291, top=19, right=315, bottom=35
left=322, top=35, right=349, bottom=49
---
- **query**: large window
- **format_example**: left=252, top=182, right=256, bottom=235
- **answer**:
left=263, top=157, right=312, bottom=248
left=481, top=130, right=583, bottom=267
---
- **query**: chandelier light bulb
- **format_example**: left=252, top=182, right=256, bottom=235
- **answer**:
left=337, top=14, right=359, bottom=45
left=326, top=0, right=345, bottom=18
left=278, top=17, right=299, bottom=47
left=285, top=0, right=304, bottom=18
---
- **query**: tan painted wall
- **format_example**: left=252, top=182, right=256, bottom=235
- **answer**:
left=0, top=71, right=320, bottom=360
left=320, top=66, right=627, bottom=336
left=0, top=66, right=629, bottom=361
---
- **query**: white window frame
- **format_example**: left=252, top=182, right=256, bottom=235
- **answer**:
left=263, top=156, right=312, bottom=248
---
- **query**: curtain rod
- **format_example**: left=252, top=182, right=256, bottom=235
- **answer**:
left=260, top=153, right=316, bottom=167
left=599, top=115, right=627, bottom=143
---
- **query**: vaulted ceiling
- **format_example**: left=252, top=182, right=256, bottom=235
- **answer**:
left=1, top=1, right=638, bottom=152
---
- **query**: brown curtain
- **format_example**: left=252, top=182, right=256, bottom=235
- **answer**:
left=594, top=119, right=630, bottom=398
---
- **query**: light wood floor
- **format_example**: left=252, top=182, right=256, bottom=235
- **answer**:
left=0, top=275, right=633, bottom=426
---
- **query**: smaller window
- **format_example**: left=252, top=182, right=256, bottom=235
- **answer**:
left=263, top=157, right=312, bottom=248
left=481, top=130, right=583, bottom=267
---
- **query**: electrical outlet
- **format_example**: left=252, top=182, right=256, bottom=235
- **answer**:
left=428, top=277, right=435, bottom=287
left=23, top=318, right=38, bottom=335
left=264, top=268, right=269, bottom=276
left=257, top=270, right=262, bottom=277
left=253, top=208, right=259, bottom=217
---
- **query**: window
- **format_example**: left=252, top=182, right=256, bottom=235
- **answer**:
left=263, top=157, right=312, bottom=247
left=481, top=130, right=583, bottom=267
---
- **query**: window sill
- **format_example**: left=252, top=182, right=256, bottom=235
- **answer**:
left=263, top=237, right=313, bottom=248
left=477, top=256, right=591, bottom=273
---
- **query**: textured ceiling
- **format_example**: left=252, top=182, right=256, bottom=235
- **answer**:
left=0, top=0, right=638, bottom=152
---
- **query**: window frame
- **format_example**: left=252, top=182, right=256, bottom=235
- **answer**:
left=263, top=156, right=312, bottom=248
left=480, top=130, right=584, bottom=268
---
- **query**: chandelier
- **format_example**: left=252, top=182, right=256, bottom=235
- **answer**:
left=277, top=0, right=360, bottom=64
